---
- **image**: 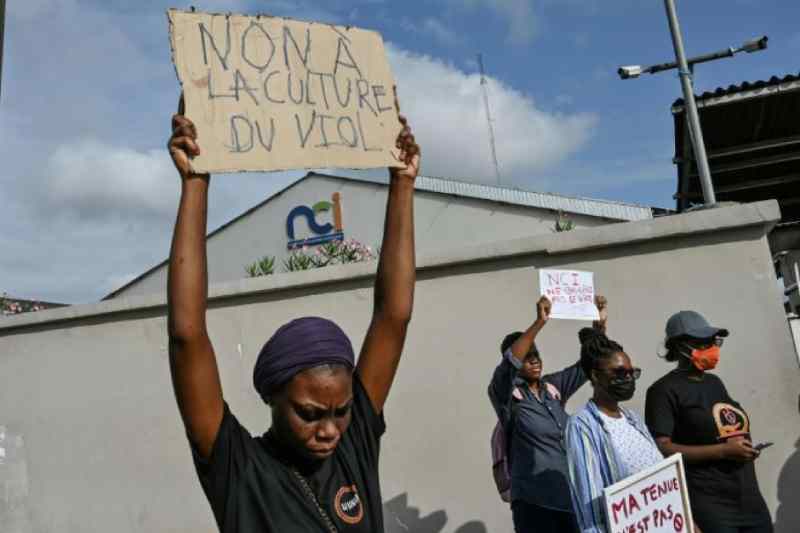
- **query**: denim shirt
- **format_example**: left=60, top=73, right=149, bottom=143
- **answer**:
left=565, top=400, right=661, bottom=533
left=488, top=349, right=587, bottom=511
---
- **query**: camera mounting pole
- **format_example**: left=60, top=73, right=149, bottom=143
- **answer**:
left=618, top=0, right=768, bottom=207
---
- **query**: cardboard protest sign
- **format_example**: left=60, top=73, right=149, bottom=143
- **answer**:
left=167, top=9, right=403, bottom=174
left=538, top=269, right=599, bottom=321
left=604, top=454, right=695, bottom=533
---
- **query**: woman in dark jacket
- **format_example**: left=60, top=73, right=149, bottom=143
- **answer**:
left=488, top=295, right=607, bottom=533
left=645, top=311, right=772, bottom=533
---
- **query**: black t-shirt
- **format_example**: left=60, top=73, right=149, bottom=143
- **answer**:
left=191, top=375, right=386, bottom=533
left=645, top=371, right=770, bottom=527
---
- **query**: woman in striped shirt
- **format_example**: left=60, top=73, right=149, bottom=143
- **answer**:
left=565, top=329, right=663, bottom=533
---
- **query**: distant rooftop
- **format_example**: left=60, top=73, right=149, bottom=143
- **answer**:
left=329, top=173, right=656, bottom=222
left=104, top=172, right=658, bottom=300
left=671, top=72, right=800, bottom=219
left=672, top=72, right=800, bottom=111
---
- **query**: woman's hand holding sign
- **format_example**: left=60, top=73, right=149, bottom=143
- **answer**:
left=168, top=97, right=207, bottom=182
left=391, top=114, right=420, bottom=182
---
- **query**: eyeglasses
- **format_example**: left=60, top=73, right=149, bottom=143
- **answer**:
left=596, top=367, right=642, bottom=382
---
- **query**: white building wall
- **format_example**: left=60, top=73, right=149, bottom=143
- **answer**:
left=113, top=175, right=614, bottom=299
left=0, top=201, right=797, bottom=533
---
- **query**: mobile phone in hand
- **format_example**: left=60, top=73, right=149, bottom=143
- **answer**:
left=754, top=442, right=773, bottom=452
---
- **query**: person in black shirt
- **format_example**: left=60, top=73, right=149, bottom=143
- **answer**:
left=645, top=311, right=772, bottom=533
left=488, top=295, right=607, bottom=533
left=166, top=95, right=420, bottom=532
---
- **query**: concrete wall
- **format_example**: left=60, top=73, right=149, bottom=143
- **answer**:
left=1, top=201, right=797, bottom=533
left=114, top=175, right=611, bottom=299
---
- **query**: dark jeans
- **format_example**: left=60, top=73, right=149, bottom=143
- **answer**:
left=511, top=500, right=577, bottom=533
left=695, top=522, right=773, bottom=533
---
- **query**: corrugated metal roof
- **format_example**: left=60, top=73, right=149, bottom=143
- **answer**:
left=332, top=173, right=654, bottom=221
left=671, top=72, right=800, bottom=220
left=672, top=72, right=800, bottom=111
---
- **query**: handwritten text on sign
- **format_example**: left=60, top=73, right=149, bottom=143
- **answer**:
left=168, top=10, right=402, bottom=173
left=538, top=269, right=599, bottom=321
left=604, top=454, right=695, bottom=533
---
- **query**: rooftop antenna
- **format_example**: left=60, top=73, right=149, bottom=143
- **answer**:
left=478, top=53, right=501, bottom=186
left=0, top=0, right=5, bottom=101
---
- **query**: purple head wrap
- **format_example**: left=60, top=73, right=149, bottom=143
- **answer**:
left=253, top=317, right=355, bottom=402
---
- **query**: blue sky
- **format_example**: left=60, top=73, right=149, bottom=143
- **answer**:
left=1, top=0, right=798, bottom=303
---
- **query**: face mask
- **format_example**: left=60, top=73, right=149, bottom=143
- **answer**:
left=607, top=379, right=636, bottom=402
left=686, top=345, right=720, bottom=371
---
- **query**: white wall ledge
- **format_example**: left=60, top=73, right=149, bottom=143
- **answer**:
left=0, top=200, right=780, bottom=333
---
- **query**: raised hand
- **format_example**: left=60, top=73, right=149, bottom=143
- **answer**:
left=391, top=115, right=420, bottom=181
left=536, top=296, right=552, bottom=325
left=593, top=295, right=608, bottom=332
left=390, top=89, right=420, bottom=181
left=167, top=96, right=206, bottom=181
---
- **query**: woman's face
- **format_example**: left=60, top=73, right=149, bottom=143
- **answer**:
left=519, top=353, right=543, bottom=383
left=271, top=365, right=353, bottom=461
left=592, top=352, right=641, bottom=402
left=594, top=352, right=633, bottom=382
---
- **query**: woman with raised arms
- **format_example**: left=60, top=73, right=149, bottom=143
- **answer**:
left=166, top=96, right=420, bottom=532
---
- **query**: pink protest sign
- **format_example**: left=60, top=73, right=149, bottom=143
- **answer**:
left=603, top=454, right=695, bottom=533
left=538, top=269, right=600, bottom=321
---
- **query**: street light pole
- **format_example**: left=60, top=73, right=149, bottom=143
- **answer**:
left=618, top=12, right=768, bottom=209
left=662, top=0, right=716, bottom=206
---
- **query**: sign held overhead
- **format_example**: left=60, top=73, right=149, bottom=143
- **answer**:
left=538, top=269, right=600, bottom=321
left=167, top=9, right=403, bottom=174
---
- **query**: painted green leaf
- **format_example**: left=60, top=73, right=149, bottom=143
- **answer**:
left=312, top=201, right=333, bottom=213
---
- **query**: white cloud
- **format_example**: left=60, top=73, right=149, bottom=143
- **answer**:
left=42, top=141, right=180, bottom=220
left=387, top=45, right=597, bottom=184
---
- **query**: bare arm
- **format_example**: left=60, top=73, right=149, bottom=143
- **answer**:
left=655, top=436, right=758, bottom=464
left=508, top=296, right=550, bottom=363
left=356, top=115, right=420, bottom=413
left=510, top=294, right=605, bottom=364
left=166, top=104, right=224, bottom=459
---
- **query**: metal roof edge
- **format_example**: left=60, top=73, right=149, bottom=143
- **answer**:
left=672, top=75, right=800, bottom=114
left=316, top=172, right=654, bottom=221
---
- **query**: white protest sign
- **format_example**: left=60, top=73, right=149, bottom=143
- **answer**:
left=168, top=9, right=403, bottom=174
left=604, top=454, right=695, bottom=533
left=538, top=269, right=599, bottom=321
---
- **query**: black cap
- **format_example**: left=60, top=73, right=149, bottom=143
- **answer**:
left=665, top=311, right=729, bottom=340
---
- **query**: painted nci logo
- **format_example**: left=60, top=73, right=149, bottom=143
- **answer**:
left=286, top=192, right=344, bottom=250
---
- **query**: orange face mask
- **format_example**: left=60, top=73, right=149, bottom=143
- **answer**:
left=690, top=345, right=720, bottom=371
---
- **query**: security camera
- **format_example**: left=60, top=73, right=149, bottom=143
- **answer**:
left=618, top=65, right=643, bottom=79
left=741, top=36, right=768, bottom=53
